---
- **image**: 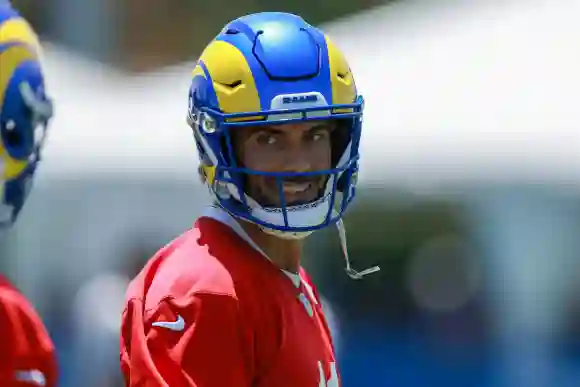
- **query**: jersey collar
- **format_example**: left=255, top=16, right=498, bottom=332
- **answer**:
left=202, top=205, right=301, bottom=288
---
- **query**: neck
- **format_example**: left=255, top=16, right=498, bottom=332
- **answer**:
left=240, top=220, right=303, bottom=274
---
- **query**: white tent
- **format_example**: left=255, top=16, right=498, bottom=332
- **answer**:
left=326, top=0, right=580, bottom=188
left=40, top=0, right=580, bottom=190
left=30, top=0, right=580, bottom=284
left=39, top=45, right=198, bottom=180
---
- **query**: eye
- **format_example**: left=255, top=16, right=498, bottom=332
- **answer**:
left=255, top=132, right=277, bottom=146
left=308, top=129, right=329, bottom=142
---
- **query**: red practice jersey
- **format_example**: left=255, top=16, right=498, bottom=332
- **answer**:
left=0, top=275, right=57, bottom=387
left=120, top=206, right=340, bottom=387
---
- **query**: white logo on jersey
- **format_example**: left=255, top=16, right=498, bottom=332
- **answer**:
left=152, top=315, right=185, bottom=331
left=318, top=361, right=339, bottom=387
left=14, top=369, right=46, bottom=386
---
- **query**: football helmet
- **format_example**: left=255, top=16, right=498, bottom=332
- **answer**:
left=188, top=12, right=363, bottom=240
left=0, top=4, right=53, bottom=227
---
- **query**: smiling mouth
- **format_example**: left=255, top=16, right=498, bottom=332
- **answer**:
left=282, top=182, right=312, bottom=194
left=257, top=177, right=324, bottom=207
left=279, top=181, right=321, bottom=206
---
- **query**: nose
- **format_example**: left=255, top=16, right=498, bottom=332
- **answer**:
left=280, top=143, right=312, bottom=173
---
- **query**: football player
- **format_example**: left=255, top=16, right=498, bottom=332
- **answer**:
left=0, top=2, right=56, bottom=386
left=120, top=12, right=378, bottom=387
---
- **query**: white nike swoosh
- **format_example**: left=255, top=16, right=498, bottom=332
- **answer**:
left=14, top=369, right=46, bottom=386
left=152, top=315, right=185, bottom=331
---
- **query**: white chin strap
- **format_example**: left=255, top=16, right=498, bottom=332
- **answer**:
left=224, top=176, right=337, bottom=233
left=219, top=172, right=380, bottom=279
left=336, top=217, right=381, bottom=280
left=261, top=215, right=380, bottom=279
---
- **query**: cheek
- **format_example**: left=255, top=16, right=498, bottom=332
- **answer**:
left=241, top=146, right=281, bottom=172
left=310, top=140, right=332, bottom=169
left=245, top=174, right=261, bottom=194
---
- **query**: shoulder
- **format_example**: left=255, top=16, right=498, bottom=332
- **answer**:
left=0, top=275, right=44, bottom=330
left=0, top=275, right=55, bottom=366
left=125, top=216, right=263, bottom=313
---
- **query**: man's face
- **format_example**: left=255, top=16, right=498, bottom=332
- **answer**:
left=235, top=120, right=334, bottom=207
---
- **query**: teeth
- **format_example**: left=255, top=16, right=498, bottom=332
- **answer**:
left=283, top=182, right=310, bottom=194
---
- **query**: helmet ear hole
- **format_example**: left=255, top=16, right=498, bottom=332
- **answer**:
left=1, top=118, right=34, bottom=160
left=2, top=123, right=23, bottom=148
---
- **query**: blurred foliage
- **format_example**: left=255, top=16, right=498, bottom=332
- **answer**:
left=120, top=0, right=396, bottom=71
left=9, top=0, right=48, bottom=33
left=12, top=0, right=397, bottom=70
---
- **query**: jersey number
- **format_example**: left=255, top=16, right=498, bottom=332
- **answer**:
left=318, top=361, right=338, bottom=387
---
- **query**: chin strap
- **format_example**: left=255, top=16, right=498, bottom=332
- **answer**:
left=336, top=218, right=380, bottom=280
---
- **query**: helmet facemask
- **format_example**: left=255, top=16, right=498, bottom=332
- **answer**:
left=189, top=97, right=363, bottom=238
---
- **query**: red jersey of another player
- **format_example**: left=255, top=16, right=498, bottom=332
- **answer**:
left=120, top=206, right=340, bottom=387
left=0, top=275, right=57, bottom=387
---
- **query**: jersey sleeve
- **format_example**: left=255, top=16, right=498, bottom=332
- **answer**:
left=0, top=287, right=57, bottom=387
left=121, top=292, right=254, bottom=387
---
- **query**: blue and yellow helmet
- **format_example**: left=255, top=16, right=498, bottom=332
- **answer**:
left=188, top=12, right=362, bottom=237
left=0, top=3, right=53, bottom=227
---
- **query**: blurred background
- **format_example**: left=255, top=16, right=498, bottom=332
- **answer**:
left=3, top=0, right=580, bottom=386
